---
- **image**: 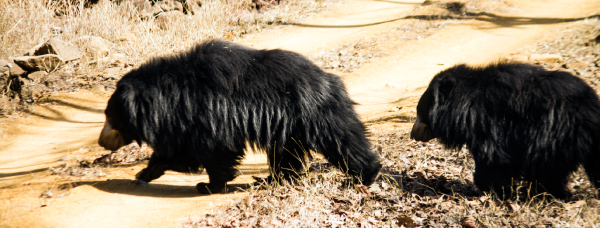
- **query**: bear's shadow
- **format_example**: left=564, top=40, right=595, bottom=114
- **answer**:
left=380, top=168, right=479, bottom=198
left=73, top=179, right=255, bottom=198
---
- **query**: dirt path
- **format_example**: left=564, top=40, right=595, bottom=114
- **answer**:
left=2, top=0, right=600, bottom=227
left=0, top=91, right=108, bottom=176
left=240, top=0, right=423, bottom=54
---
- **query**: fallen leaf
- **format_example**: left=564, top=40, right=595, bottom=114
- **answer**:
left=507, top=202, right=520, bottom=212
left=397, top=216, right=417, bottom=227
left=355, top=184, right=371, bottom=196
left=461, top=216, right=477, bottom=228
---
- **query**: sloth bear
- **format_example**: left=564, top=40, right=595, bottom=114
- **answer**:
left=98, top=40, right=381, bottom=194
left=410, top=62, right=600, bottom=199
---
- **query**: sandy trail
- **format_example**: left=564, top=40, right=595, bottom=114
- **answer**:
left=241, top=0, right=424, bottom=54
left=0, top=91, right=108, bottom=177
left=243, top=0, right=600, bottom=120
left=4, top=154, right=266, bottom=228
left=346, top=0, right=600, bottom=119
left=1, top=0, right=600, bottom=227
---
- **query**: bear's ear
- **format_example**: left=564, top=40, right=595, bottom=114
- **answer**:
left=434, top=76, right=455, bottom=101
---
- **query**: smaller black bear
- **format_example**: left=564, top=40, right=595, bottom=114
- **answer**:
left=411, top=62, right=600, bottom=199
left=98, top=40, right=381, bottom=194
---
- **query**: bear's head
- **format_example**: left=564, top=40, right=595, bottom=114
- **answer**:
left=98, top=84, right=142, bottom=151
left=410, top=70, right=456, bottom=142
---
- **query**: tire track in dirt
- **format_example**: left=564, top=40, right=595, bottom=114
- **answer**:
left=0, top=91, right=107, bottom=176
left=346, top=0, right=600, bottom=120
left=242, top=0, right=600, bottom=120
left=240, top=0, right=424, bottom=54
left=2, top=0, right=600, bottom=227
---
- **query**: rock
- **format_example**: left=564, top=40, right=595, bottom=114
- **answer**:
left=27, top=71, right=49, bottom=84
left=45, top=78, right=68, bottom=90
left=44, top=72, right=71, bottom=90
left=104, top=67, right=122, bottom=76
left=13, top=54, right=65, bottom=72
left=183, top=0, right=202, bottom=15
left=0, top=60, right=9, bottom=79
left=83, top=36, right=111, bottom=59
left=0, top=59, right=10, bottom=71
left=529, top=54, right=562, bottom=63
left=160, top=0, right=183, bottom=12
left=91, top=84, right=106, bottom=92
left=131, top=0, right=159, bottom=19
left=156, top=10, right=185, bottom=30
left=8, top=60, right=26, bottom=76
left=48, top=71, right=72, bottom=78
left=21, top=84, right=48, bottom=103
left=108, top=53, right=126, bottom=65
left=117, top=33, right=137, bottom=43
left=26, top=38, right=82, bottom=62
left=563, top=62, right=588, bottom=71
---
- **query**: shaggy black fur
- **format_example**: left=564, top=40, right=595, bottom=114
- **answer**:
left=410, top=62, right=600, bottom=199
left=99, top=40, right=381, bottom=194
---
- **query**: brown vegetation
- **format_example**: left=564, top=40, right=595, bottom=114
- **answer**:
left=0, top=0, right=344, bottom=114
left=188, top=18, right=600, bottom=228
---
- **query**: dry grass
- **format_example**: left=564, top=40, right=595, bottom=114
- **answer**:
left=310, top=0, right=514, bottom=74
left=0, top=0, right=345, bottom=72
left=520, top=18, right=600, bottom=87
left=186, top=126, right=600, bottom=228
left=0, top=0, right=345, bottom=111
left=311, top=19, right=452, bottom=73
left=186, top=17, right=600, bottom=228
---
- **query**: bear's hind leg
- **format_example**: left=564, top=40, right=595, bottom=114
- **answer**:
left=525, top=152, right=573, bottom=199
left=527, top=169, right=570, bottom=199
left=584, top=150, right=600, bottom=197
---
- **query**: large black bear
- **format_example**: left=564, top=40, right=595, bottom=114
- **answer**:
left=98, top=40, right=381, bottom=194
left=410, top=62, right=600, bottom=199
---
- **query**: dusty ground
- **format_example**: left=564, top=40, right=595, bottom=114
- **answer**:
left=2, top=0, right=600, bottom=227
